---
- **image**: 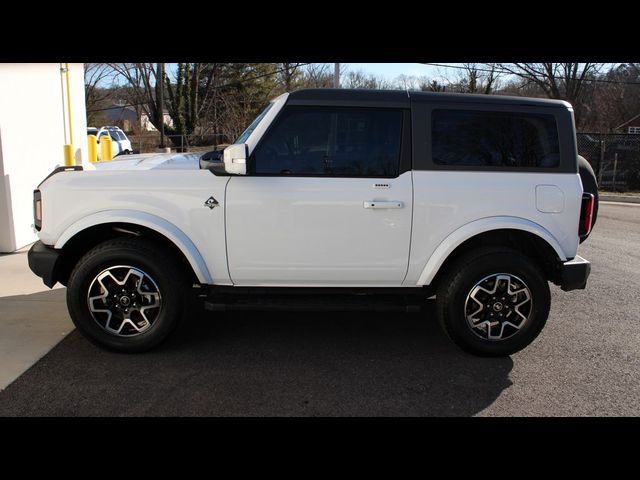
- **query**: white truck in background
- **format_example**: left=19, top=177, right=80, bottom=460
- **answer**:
left=87, top=126, right=133, bottom=158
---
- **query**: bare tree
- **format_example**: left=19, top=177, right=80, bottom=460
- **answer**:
left=163, top=63, right=221, bottom=138
left=343, top=70, right=392, bottom=89
left=579, top=63, right=640, bottom=132
left=496, top=63, right=604, bottom=127
left=498, top=63, right=602, bottom=102
left=277, top=63, right=303, bottom=91
left=108, top=63, right=166, bottom=131
left=301, top=64, right=334, bottom=88
left=84, top=63, right=113, bottom=125
left=201, top=63, right=278, bottom=141
left=496, top=77, right=546, bottom=98
left=447, top=64, right=500, bottom=94
left=395, top=74, right=421, bottom=90
left=422, top=79, right=446, bottom=92
left=108, top=63, right=224, bottom=144
left=465, top=63, right=499, bottom=94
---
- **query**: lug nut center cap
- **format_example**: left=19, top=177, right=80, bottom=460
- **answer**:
left=120, top=296, right=131, bottom=306
left=493, top=302, right=504, bottom=312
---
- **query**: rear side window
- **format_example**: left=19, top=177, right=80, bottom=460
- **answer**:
left=252, top=107, right=403, bottom=177
left=432, top=109, right=560, bottom=169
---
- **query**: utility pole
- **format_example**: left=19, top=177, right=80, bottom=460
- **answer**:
left=159, top=63, right=165, bottom=149
left=334, top=63, right=340, bottom=89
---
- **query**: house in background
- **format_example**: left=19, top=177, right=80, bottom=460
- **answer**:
left=615, top=113, right=640, bottom=134
left=98, top=103, right=138, bottom=132
left=140, top=110, right=173, bottom=132
left=0, top=63, right=87, bottom=253
left=96, top=103, right=173, bottom=133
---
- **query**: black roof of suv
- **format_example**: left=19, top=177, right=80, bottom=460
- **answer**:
left=287, top=88, right=572, bottom=109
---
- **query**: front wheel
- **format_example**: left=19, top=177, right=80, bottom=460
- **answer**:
left=67, top=238, right=190, bottom=352
left=436, top=247, right=550, bottom=357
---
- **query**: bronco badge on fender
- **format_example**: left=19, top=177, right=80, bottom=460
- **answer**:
left=204, top=196, right=219, bottom=209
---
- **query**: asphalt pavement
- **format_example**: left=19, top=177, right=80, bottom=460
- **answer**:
left=0, top=202, right=638, bottom=416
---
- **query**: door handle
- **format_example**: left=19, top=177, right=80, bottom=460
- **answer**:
left=363, top=201, right=404, bottom=209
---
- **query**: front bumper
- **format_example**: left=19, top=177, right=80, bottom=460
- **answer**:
left=560, top=255, right=591, bottom=291
left=27, top=241, right=62, bottom=288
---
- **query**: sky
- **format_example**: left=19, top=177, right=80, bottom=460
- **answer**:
left=345, top=63, right=452, bottom=81
left=112, top=63, right=449, bottom=87
left=343, top=63, right=619, bottom=84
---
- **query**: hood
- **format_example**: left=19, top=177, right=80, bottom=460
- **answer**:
left=92, top=152, right=203, bottom=171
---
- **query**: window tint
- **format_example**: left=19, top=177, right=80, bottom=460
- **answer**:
left=253, top=107, right=403, bottom=176
left=432, top=110, right=560, bottom=168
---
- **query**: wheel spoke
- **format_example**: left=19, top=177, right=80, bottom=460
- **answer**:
left=467, top=287, right=485, bottom=318
left=122, top=268, right=144, bottom=289
left=86, top=265, right=162, bottom=338
left=464, top=273, right=533, bottom=341
left=97, top=270, right=122, bottom=291
left=487, top=321, right=504, bottom=340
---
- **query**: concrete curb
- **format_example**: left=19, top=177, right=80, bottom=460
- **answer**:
left=600, top=195, right=640, bottom=204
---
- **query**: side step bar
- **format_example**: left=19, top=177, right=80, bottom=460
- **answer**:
left=201, top=292, right=427, bottom=313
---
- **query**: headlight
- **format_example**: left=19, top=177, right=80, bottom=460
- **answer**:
left=33, top=190, right=42, bottom=231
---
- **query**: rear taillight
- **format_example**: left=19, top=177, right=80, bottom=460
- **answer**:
left=579, top=192, right=595, bottom=239
left=33, top=190, right=42, bottom=231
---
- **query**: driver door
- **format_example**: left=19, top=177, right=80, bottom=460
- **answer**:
left=225, top=105, right=413, bottom=286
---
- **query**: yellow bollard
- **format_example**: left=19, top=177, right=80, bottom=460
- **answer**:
left=87, top=135, right=98, bottom=162
left=100, top=135, right=113, bottom=161
left=63, top=144, right=75, bottom=166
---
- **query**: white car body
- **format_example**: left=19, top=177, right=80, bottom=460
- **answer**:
left=38, top=163, right=581, bottom=288
left=31, top=89, right=595, bottom=355
left=38, top=91, right=583, bottom=288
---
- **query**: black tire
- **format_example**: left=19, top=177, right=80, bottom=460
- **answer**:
left=66, top=237, right=190, bottom=352
left=436, top=247, right=550, bottom=357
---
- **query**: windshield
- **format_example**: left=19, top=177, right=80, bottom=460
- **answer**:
left=109, top=130, right=126, bottom=141
left=235, top=103, right=273, bottom=144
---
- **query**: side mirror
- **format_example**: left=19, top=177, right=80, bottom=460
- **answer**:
left=199, top=149, right=226, bottom=175
left=223, top=144, right=248, bottom=175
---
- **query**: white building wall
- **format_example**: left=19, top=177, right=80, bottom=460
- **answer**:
left=0, top=63, right=87, bottom=252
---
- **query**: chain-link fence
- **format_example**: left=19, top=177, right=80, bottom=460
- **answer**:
left=577, top=133, right=640, bottom=192
left=127, top=133, right=232, bottom=155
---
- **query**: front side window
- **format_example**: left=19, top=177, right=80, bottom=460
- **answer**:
left=252, top=107, right=403, bottom=177
left=432, top=109, right=560, bottom=169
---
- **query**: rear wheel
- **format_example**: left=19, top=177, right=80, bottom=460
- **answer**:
left=436, top=247, right=550, bottom=357
left=67, top=238, right=190, bottom=352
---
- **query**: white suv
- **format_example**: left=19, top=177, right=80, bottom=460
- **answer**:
left=87, top=126, right=133, bottom=157
left=31, top=89, right=596, bottom=356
